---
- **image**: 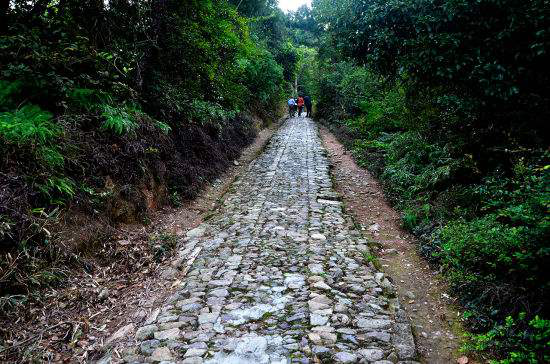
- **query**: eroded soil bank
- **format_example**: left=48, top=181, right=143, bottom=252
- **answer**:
left=319, top=126, right=470, bottom=364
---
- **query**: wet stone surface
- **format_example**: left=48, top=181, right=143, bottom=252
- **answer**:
left=105, top=118, right=418, bottom=363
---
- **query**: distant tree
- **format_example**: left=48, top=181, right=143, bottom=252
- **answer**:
left=228, top=0, right=277, bottom=17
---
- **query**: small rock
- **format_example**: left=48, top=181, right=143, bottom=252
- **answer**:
left=210, top=288, right=229, bottom=298
left=310, top=314, right=329, bottom=326
left=135, top=325, right=158, bottom=341
left=310, top=295, right=332, bottom=305
left=381, top=278, right=393, bottom=290
left=98, top=288, right=109, bottom=301
left=286, top=313, right=306, bottom=322
left=334, top=352, right=357, bottom=363
left=358, top=348, right=384, bottom=361
left=368, top=223, right=380, bottom=233
left=186, top=226, right=206, bottom=238
left=145, top=308, right=161, bottom=325
left=319, top=332, right=337, bottom=344
left=334, top=304, right=347, bottom=313
left=309, top=300, right=330, bottom=311
left=312, top=281, right=331, bottom=291
left=356, top=318, right=391, bottom=330
left=311, top=233, right=326, bottom=241
left=365, top=331, right=391, bottom=343
left=341, top=334, right=358, bottom=345
left=457, top=356, right=469, bottom=364
left=198, top=312, right=219, bottom=325
left=140, top=340, right=160, bottom=355
left=285, top=274, right=305, bottom=289
left=386, top=352, right=398, bottom=362
left=150, top=347, right=173, bottom=361
left=153, top=328, right=180, bottom=341
left=185, top=348, right=207, bottom=357
left=106, top=323, right=134, bottom=346
left=308, top=275, right=324, bottom=283
left=312, top=346, right=330, bottom=357
left=182, top=358, right=204, bottom=364
left=308, top=333, right=322, bottom=345
left=308, top=264, right=324, bottom=274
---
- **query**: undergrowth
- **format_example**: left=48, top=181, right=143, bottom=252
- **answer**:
left=316, top=61, right=549, bottom=362
left=0, top=0, right=288, bottom=318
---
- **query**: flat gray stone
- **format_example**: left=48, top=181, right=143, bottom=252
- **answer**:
left=140, top=339, right=160, bottom=355
left=154, top=328, right=180, bottom=341
left=187, top=226, right=206, bottom=238
left=135, top=324, right=159, bottom=340
left=359, top=348, right=385, bottom=361
left=310, top=314, right=329, bottom=326
left=150, top=347, right=173, bottom=361
left=185, top=348, right=207, bottom=357
left=198, top=312, right=219, bottom=325
left=334, top=351, right=358, bottom=363
left=356, top=318, right=391, bottom=330
left=105, top=323, right=134, bottom=346
left=311, top=233, right=327, bottom=241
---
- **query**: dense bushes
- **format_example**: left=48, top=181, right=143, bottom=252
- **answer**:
left=312, top=0, right=549, bottom=361
left=318, top=62, right=550, bottom=363
left=0, top=0, right=285, bottom=308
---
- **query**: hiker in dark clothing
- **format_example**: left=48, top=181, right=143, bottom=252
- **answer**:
left=304, top=96, right=312, bottom=117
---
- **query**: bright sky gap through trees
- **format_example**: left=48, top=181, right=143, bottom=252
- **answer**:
left=278, top=0, right=312, bottom=12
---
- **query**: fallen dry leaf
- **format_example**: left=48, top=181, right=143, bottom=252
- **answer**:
left=457, top=356, right=469, bottom=364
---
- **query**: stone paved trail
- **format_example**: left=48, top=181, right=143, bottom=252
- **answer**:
left=108, top=118, right=418, bottom=364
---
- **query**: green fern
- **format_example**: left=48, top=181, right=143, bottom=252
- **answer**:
left=155, top=120, right=172, bottom=134
left=100, top=104, right=138, bottom=134
left=68, top=88, right=99, bottom=111
left=36, top=177, right=76, bottom=202
left=37, top=146, right=65, bottom=168
left=0, top=105, right=59, bottom=146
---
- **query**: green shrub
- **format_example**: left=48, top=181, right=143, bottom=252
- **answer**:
left=67, top=88, right=102, bottom=111
left=432, top=168, right=549, bottom=323
left=466, top=313, right=550, bottom=364
left=188, top=100, right=236, bottom=127
left=402, top=208, right=419, bottom=231
left=313, top=0, right=550, bottom=360
left=438, top=216, right=529, bottom=282
left=0, top=80, right=23, bottom=110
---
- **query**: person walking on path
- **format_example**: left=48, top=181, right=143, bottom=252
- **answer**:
left=297, top=96, right=305, bottom=117
left=287, top=97, right=296, bottom=118
left=304, top=95, right=312, bottom=117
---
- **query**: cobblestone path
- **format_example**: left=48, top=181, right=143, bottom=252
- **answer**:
left=109, top=118, right=418, bottom=363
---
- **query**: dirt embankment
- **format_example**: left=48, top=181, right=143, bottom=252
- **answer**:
left=320, top=126, right=472, bottom=364
left=0, top=119, right=280, bottom=362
